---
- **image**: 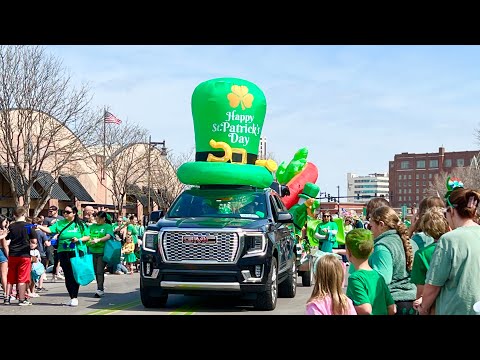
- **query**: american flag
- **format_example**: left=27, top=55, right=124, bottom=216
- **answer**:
left=104, top=111, right=122, bottom=125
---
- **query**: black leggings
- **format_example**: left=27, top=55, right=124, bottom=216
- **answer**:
left=395, top=300, right=418, bottom=315
left=58, top=251, right=80, bottom=299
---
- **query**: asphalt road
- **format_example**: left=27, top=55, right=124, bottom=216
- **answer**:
left=0, top=272, right=315, bottom=315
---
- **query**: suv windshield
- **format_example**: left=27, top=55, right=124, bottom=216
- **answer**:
left=167, top=187, right=267, bottom=219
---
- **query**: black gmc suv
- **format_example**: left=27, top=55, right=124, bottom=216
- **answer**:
left=140, top=184, right=297, bottom=310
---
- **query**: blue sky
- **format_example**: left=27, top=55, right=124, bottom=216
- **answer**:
left=47, top=45, right=480, bottom=196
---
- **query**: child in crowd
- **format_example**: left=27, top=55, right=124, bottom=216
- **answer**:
left=411, top=206, right=450, bottom=314
left=122, top=232, right=136, bottom=274
left=345, top=228, right=396, bottom=315
left=305, top=253, right=356, bottom=315
left=28, top=238, right=45, bottom=298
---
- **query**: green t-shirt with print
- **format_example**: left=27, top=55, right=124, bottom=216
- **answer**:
left=49, top=219, right=90, bottom=253
left=346, top=268, right=395, bottom=315
left=87, top=223, right=114, bottom=254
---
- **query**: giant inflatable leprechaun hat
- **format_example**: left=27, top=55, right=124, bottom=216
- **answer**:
left=177, top=77, right=277, bottom=188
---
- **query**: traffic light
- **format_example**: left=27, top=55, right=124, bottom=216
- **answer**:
left=327, top=194, right=331, bottom=202
left=356, top=193, right=360, bottom=200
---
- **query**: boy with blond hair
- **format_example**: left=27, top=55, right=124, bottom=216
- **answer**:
left=345, top=228, right=396, bottom=315
left=411, top=206, right=450, bottom=314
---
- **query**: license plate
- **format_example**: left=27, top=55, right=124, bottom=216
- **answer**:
left=182, top=235, right=217, bottom=244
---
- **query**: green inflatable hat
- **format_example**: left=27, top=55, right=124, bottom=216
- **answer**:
left=177, top=77, right=274, bottom=188
left=298, top=182, right=320, bottom=199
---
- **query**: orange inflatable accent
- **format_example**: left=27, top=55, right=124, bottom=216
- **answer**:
left=281, top=162, right=319, bottom=209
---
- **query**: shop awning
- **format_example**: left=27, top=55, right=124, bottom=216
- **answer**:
left=58, top=175, right=95, bottom=202
left=34, top=171, right=71, bottom=201
left=0, top=166, right=41, bottom=199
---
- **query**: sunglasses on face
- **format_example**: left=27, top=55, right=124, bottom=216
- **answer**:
left=64, top=210, right=73, bottom=214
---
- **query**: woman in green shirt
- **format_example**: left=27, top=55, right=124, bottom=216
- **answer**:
left=86, top=211, right=114, bottom=298
left=36, top=206, right=90, bottom=307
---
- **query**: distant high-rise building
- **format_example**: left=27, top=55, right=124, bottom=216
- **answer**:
left=389, top=146, right=480, bottom=208
left=347, top=172, right=389, bottom=203
left=258, top=136, right=267, bottom=160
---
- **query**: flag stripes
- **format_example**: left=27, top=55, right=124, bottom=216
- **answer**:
left=104, top=111, right=122, bottom=125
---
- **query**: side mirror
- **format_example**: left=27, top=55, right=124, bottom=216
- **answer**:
left=277, top=211, right=292, bottom=223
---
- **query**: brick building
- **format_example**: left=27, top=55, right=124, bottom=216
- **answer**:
left=388, top=146, right=479, bottom=208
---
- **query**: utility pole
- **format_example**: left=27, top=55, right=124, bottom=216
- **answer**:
left=147, top=136, right=167, bottom=218
left=337, top=185, right=340, bottom=217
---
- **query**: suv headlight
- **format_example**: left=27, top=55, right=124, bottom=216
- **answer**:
left=244, top=233, right=266, bottom=256
left=143, top=231, right=159, bottom=252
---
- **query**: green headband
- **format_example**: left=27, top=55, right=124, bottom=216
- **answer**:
left=445, top=176, right=464, bottom=207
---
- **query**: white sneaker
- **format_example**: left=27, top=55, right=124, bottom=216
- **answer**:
left=94, top=290, right=105, bottom=298
left=29, top=293, right=40, bottom=298
left=65, top=298, right=78, bottom=307
left=56, top=274, right=65, bottom=280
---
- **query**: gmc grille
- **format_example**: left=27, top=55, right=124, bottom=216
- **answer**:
left=161, top=230, right=239, bottom=263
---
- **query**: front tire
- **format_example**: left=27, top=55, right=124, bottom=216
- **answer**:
left=254, top=257, right=278, bottom=311
left=140, top=283, right=168, bottom=308
left=301, top=269, right=313, bottom=287
left=278, top=260, right=296, bottom=298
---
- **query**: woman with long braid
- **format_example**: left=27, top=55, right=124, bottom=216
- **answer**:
left=368, top=205, right=419, bottom=315
left=36, top=206, right=90, bottom=307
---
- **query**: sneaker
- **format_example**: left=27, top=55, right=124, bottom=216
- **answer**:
left=36, top=287, right=48, bottom=293
left=3, top=298, right=10, bottom=305
left=18, top=299, right=32, bottom=306
left=94, top=290, right=105, bottom=298
left=115, top=271, right=124, bottom=275
left=9, top=295, right=16, bottom=302
left=55, top=274, right=65, bottom=280
left=64, top=298, right=78, bottom=307
left=29, top=293, right=40, bottom=298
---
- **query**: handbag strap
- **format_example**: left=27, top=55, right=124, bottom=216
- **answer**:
left=57, top=220, right=76, bottom=240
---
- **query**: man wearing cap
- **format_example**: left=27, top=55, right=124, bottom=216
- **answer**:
left=43, top=206, right=64, bottom=227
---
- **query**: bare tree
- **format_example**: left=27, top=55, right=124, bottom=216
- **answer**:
left=0, top=45, right=99, bottom=215
left=427, top=160, right=480, bottom=198
left=88, top=119, right=149, bottom=215
left=149, top=146, right=193, bottom=210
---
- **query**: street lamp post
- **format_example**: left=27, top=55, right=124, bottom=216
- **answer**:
left=147, top=135, right=167, bottom=217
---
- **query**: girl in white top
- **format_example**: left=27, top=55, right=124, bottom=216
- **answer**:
left=28, top=238, right=45, bottom=298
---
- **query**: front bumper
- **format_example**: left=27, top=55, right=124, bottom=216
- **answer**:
left=140, top=252, right=273, bottom=294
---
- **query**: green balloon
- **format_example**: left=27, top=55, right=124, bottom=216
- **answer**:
left=191, top=77, right=266, bottom=158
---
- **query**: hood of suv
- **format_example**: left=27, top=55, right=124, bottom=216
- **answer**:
left=157, top=217, right=269, bottom=229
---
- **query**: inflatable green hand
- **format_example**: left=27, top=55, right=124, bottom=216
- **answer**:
left=276, top=147, right=309, bottom=185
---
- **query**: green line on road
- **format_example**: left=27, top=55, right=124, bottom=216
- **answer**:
left=87, top=300, right=141, bottom=315
left=169, top=304, right=196, bottom=315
